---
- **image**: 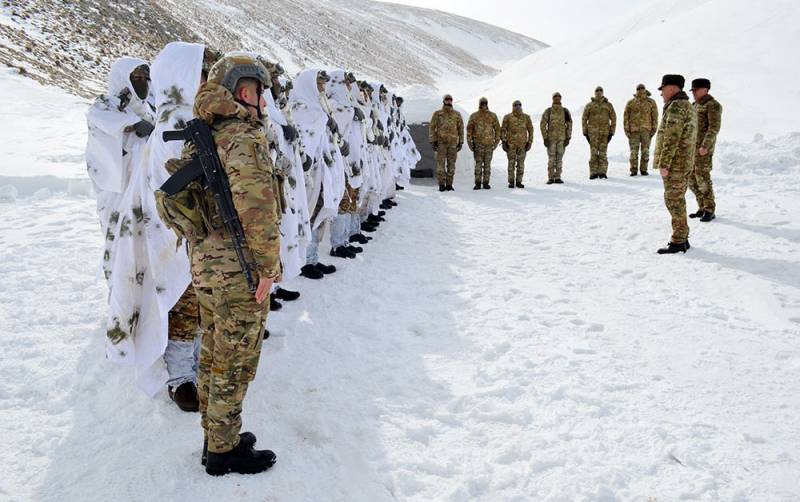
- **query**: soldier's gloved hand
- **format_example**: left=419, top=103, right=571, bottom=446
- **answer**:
left=132, top=120, right=154, bottom=138
left=525, top=142, right=532, bottom=152
left=340, top=140, right=350, bottom=157
left=281, top=123, right=297, bottom=142
left=353, top=108, right=365, bottom=121
left=584, top=134, right=590, bottom=143
left=607, top=134, right=613, bottom=142
left=564, top=137, right=570, bottom=147
left=431, top=141, right=438, bottom=152
left=544, top=139, right=550, bottom=148
left=502, top=141, right=509, bottom=152
left=457, top=143, right=463, bottom=152
left=327, top=115, right=339, bottom=134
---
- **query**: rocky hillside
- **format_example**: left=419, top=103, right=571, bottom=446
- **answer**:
left=0, top=0, right=546, bottom=98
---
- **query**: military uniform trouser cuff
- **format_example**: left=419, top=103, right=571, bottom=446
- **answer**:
left=165, top=339, right=199, bottom=388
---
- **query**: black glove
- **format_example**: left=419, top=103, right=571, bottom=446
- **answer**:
left=133, top=120, right=154, bottom=138
left=281, top=124, right=297, bottom=142
left=607, top=134, right=613, bottom=142
left=431, top=141, right=438, bottom=152
left=525, top=142, right=532, bottom=152
left=502, top=141, right=509, bottom=152
left=340, top=140, right=350, bottom=157
left=544, top=139, right=550, bottom=148
left=564, top=137, right=570, bottom=147
left=457, top=143, right=463, bottom=152
left=353, top=108, right=365, bottom=121
left=584, top=134, right=590, bottom=143
left=327, top=116, right=338, bottom=134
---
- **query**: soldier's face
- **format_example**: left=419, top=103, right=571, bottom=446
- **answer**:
left=595, top=90, right=603, bottom=99
left=443, top=98, right=453, bottom=107
left=238, top=81, right=265, bottom=118
left=660, top=85, right=679, bottom=103
left=130, top=74, right=149, bottom=100
left=317, top=79, right=326, bottom=92
left=691, top=87, right=708, bottom=101
left=479, top=100, right=488, bottom=109
left=553, top=96, right=561, bottom=105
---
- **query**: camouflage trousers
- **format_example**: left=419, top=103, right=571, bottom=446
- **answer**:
left=506, top=145, right=526, bottom=184
left=473, top=144, right=494, bottom=185
left=546, top=141, right=565, bottom=180
left=662, top=167, right=692, bottom=244
left=435, top=143, right=458, bottom=186
left=689, top=152, right=716, bottom=213
left=588, top=133, right=609, bottom=175
left=196, top=283, right=268, bottom=453
left=168, top=285, right=200, bottom=342
left=628, top=130, right=653, bottom=174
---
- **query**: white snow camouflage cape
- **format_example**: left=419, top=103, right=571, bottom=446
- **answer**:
left=326, top=70, right=364, bottom=190
left=290, top=69, right=346, bottom=229
left=265, top=88, right=311, bottom=281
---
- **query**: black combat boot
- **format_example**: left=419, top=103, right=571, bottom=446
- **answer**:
left=445, top=184, right=454, bottom=191
left=473, top=183, right=481, bottom=190
left=482, top=183, right=491, bottom=189
left=367, top=214, right=385, bottom=223
left=700, top=212, right=716, bottom=222
left=330, top=246, right=356, bottom=259
left=554, top=179, right=564, bottom=184
left=387, top=199, right=398, bottom=207
left=599, top=173, right=608, bottom=179
left=300, top=264, right=324, bottom=280
left=641, top=171, right=649, bottom=176
left=269, top=294, right=282, bottom=312
left=274, top=288, right=300, bottom=302
left=395, top=184, right=405, bottom=191
left=515, top=181, right=525, bottom=188
left=169, top=382, right=199, bottom=412
left=346, top=245, right=363, bottom=254
left=205, top=440, right=276, bottom=476
left=508, top=183, right=514, bottom=188
left=202, top=432, right=257, bottom=466
left=546, top=179, right=554, bottom=185
left=590, top=174, right=598, bottom=180
left=315, top=262, right=337, bottom=275
left=439, top=185, right=446, bottom=192
left=361, top=222, right=377, bottom=233
left=657, top=241, right=691, bottom=254
left=630, top=172, right=638, bottom=177
left=689, top=209, right=705, bottom=219
left=263, top=329, right=270, bottom=339
left=349, top=234, right=369, bottom=245
left=378, top=210, right=386, bottom=217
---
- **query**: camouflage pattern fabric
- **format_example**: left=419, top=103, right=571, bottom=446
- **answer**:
left=467, top=109, right=501, bottom=148
left=473, top=144, right=494, bottom=185
left=429, top=107, right=464, bottom=146
left=540, top=105, right=572, bottom=143
left=500, top=111, right=533, bottom=148
left=196, top=285, right=267, bottom=453
left=582, top=96, right=616, bottom=175
left=654, top=91, right=697, bottom=244
left=689, top=94, right=722, bottom=213
left=506, top=145, right=526, bottom=184
left=436, top=144, right=458, bottom=186
left=628, top=130, right=653, bottom=174
left=587, top=133, right=610, bottom=175
left=546, top=141, right=565, bottom=180
left=338, top=181, right=358, bottom=214
left=168, top=285, right=200, bottom=343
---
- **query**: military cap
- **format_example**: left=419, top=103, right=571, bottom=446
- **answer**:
left=691, top=78, right=711, bottom=90
left=636, top=83, right=646, bottom=90
left=595, top=86, right=603, bottom=92
left=552, top=92, right=561, bottom=98
left=658, top=74, right=685, bottom=90
left=443, top=94, right=453, bottom=101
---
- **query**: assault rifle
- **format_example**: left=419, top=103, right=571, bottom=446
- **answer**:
left=160, top=118, right=258, bottom=293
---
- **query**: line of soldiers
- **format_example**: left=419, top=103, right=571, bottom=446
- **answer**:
left=86, top=45, right=419, bottom=476
left=431, top=78, right=721, bottom=253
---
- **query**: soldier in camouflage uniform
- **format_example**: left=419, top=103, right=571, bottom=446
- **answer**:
left=688, top=78, right=722, bottom=222
left=466, top=97, right=500, bottom=189
left=654, top=74, right=697, bottom=255
left=190, top=53, right=281, bottom=475
left=582, top=86, right=616, bottom=179
left=540, top=92, right=572, bottom=184
left=623, top=83, right=659, bottom=176
left=501, top=100, right=533, bottom=188
left=429, top=94, right=464, bottom=191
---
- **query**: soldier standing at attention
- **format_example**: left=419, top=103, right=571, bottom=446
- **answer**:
left=582, top=86, right=616, bottom=179
left=688, top=78, right=722, bottom=222
left=191, top=53, right=282, bottom=475
left=654, top=74, right=698, bottom=255
left=500, top=100, right=533, bottom=188
left=624, top=83, right=659, bottom=176
left=466, top=97, right=501, bottom=190
left=429, top=94, right=464, bottom=191
left=540, top=92, right=572, bottom=184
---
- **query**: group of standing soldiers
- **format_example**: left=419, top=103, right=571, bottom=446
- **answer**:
left=429, top=74, right=722, bottom=254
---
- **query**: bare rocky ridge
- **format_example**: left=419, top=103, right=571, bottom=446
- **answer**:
left=0, top=0, right=545, bottom=98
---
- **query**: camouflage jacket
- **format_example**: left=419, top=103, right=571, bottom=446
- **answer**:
left=624, top=92, right=659, bottom=134
left=466, top=109, right=501, bottom=147
left=190, top=82, right=282, bottom=288
left=695, top=94, right=722, bottom=151
left=500, top=111, right=534, bottom=148
left=429, top=106, right=464, bottom=146
left=654, top=91, right=697, bottom=172
left=582, top=97, right=617, bottom=136
left=540, top=104, right=573, bottom=142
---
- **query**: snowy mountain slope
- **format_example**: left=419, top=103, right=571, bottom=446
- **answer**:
left=454, top=0, right=800, bottom=142
left=0, top=0, right=545, bottom=98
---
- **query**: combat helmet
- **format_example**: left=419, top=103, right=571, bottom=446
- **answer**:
left=207, top=52, right=271, bottom=95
